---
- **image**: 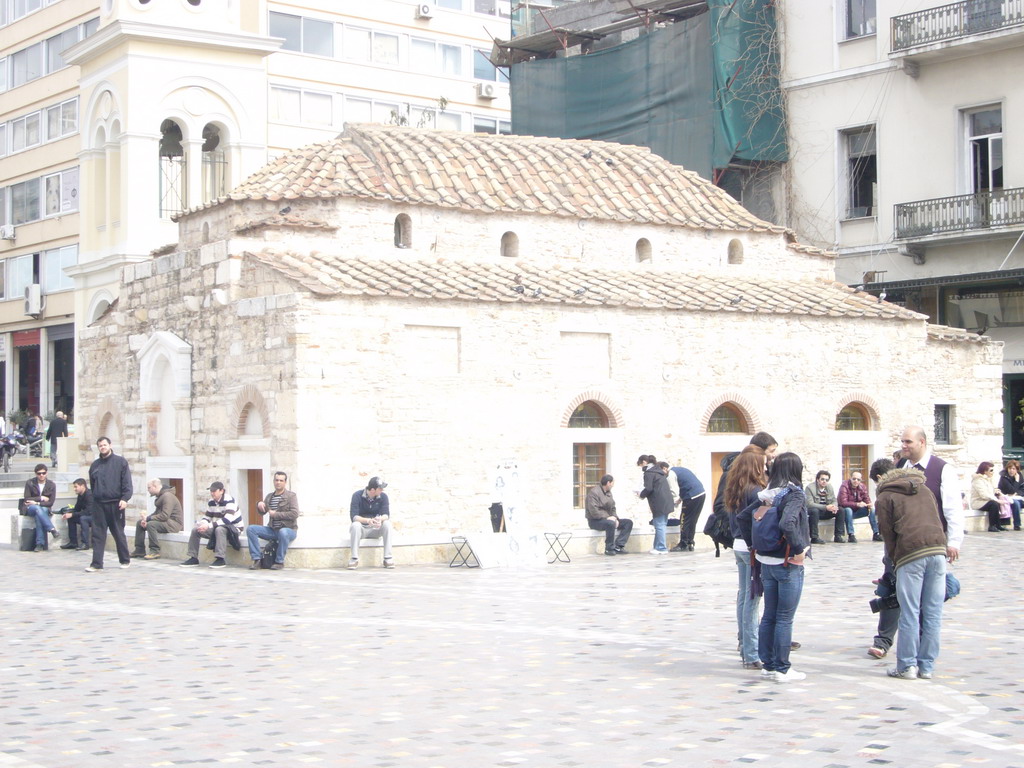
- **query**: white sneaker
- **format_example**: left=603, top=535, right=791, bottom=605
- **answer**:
left=347, top=558, right=359, bottom=570
left=648, top=548, right=668, bottom=555
left=760, top=668, right=777, bottom=681
left=84, top=565, right=101, bottom=573
left=918, top=670, right=933, bottom=680
left=776, top=669, right=806, bottom=681
left=887, top=665, right=918, bottom=679
left=119, top=562, right=130, bottom=569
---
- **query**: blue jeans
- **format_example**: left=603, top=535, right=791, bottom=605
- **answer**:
left=758, top=562, right=804, bottom=673
left=895, top=554, right=946, bottom=674
left=246, top=525, right=297, bottom=564
left=651, top=514, right=668, bottom=551
left=734, top=549, right=762, bottom=664
left=28, top=504, right=55, bottom=547
left=840, top=506, right=879, bottom=535
left=1011, top=499, right=1022, bottom=529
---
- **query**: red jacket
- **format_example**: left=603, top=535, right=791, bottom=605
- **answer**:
left=838, top=479, right=872, bottom=509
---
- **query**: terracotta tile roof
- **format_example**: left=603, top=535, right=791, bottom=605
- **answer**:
left=243, top=250, right=925, bottom=322
left=217, top=124, right=790, bottom=234
left=232, top=214, right=338, bottom=236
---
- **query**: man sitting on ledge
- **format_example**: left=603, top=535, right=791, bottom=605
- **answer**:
left=247, top=471, right=300, bottom=571
left=348, top=476, right=393, bottom=570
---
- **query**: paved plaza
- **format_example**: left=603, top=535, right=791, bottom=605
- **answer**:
left=2, top=532, right=1023, bottom=768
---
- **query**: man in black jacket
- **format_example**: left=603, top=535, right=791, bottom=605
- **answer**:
left=45, top=411, right=68, bottom=468
left=23, top=463, right=58, bottom=552
left=85, top=437, right=134, bottom=572
left=60, top=478, right=96, bottom=550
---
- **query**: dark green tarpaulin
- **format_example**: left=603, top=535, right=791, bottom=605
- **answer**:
left=510, top=0, right=787, bottom=178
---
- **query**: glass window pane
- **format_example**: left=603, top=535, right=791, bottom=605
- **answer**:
left=62, top=99, right=78, bottom=135
left=269, top=12, right=302, bottom=52
left=372, top=33, right=399, bottom=65
left=440, top=44, right=461, bottom=75
left=303, top=18, right=333, bottom=56
left=0, top=188, right=6, bottom=225
left=84, top=17, right=99, bottom=37
left=7, top=254, right=33, bottom=299
left=47, top=105, right=61, bottom=140
left=44, top=174, right=61, bottom=215
left=345, top=27, right=371, bottom=61
left=372, top=101, right=399, bottom=124
left=411, top=39, right=434, bottom=72
left=12, top=43, right=44, bottom=87
left=345, top=97, right=372, bottom=125
left=270, top=87, right=300, bottom=122
left=499, top=120, right=511, bottom=135
left=60, top=167, right=78, bottom=212
left=25, top=112, right=40, bottom=146
left=438, top=0, right=461, bottom=7
left=473, top=116, right=496, bottom=133
left=44, top=245, right=76, bottom=292
left=971, top=108, right=1002, bottom=136
left=473, top=49, right=495, bottom=80
left=0, top=125, right=6, bottom=157
left=437, top=111, right=461, bottom=131
left=11, top=179, right=40, bottom=224
left=302, top=91, right=333, bottom=126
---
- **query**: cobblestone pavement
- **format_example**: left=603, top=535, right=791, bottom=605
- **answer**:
left=2, top=532, right=1023, bottom=768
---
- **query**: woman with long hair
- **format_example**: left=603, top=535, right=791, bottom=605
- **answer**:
left=738, top=451, right=810, bottom=681
left=724, top=444, right=768, bottom=669
left=998, top=459, right=1024, bottom=531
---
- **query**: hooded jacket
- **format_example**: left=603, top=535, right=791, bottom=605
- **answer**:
left=874, top=467, right=947, bottom=570
left=639, top=464, right=673, bottom=518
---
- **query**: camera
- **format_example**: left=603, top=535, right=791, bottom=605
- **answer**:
left=869, top=594, right=899, bottom=614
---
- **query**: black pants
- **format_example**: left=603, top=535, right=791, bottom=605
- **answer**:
left=92, top=501, right=130, bottom=568
left=979, top=499, right=1002, bottom=527
left=678, top=494, right=705, bottom=547
left=588, top=517, right=633, bottom=550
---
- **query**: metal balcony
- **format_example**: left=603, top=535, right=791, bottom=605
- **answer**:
left=894, top=187, right=1024, bottom=239
left=891, top=0, right=1024, bottom=51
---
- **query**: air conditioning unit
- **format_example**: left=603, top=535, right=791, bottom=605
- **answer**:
left=415, top=2, right=434, bottom=18
left=25, top=284, right=42, bottom=317
left=476, top=82, right=498, bottom=100
left=0, top=224, right=14, bottom=240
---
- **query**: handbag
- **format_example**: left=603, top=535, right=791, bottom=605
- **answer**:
left=260, top=538, right=278, bottom=569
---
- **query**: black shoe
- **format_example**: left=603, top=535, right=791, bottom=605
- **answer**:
left=270, top=563, right=284, bottom=570
left=249, top=560, right=262, bottom=570
left=179, top=557, right=200, bottom=567
left=614, top=546, right=627, bottom=554
left=604, top=548, right=617, bottom=556
left=670, top=543, right=687, bottom=551
left=999, top=526, right=1009, bottom=531
left=872, top=532, right=883, bottom=542
left=1015, top=527, right=1022, bottom=531
left=848, top=534, right=858, bottom=543
left=129, top=550, right=146, bottom=558
left=209, top=557, right=227, bottom=568
left=791, top=641, right=801, bottom=651
left=833, top=535, right=845, bottom=543
left=810, top=537, right=826, bottom=545
left=60, top=543, right=76, bottom=550
left=988, top=525, right=1002, bottom=532
left=688, top=542, right=695, bottom=551
left=76, top=544, right=89, bottom=551
left=49, top=528, right=60, bottom=540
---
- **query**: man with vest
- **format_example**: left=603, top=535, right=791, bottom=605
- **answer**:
left=867, top=425, right=963, bottom=659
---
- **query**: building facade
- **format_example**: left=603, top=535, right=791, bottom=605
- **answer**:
left=0, top=0, right=512, bottom=426
left=73, top=126, right=1001, bottom=555
left=780, top=0, right=1024, bottom=455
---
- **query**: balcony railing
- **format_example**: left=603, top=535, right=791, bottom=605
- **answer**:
left=895, top=187, right=1024, bottom=239
left=892, top=0, right=1024, bottom=51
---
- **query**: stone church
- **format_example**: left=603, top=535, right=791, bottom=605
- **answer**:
left=75, top=125, right=1002, bottom=564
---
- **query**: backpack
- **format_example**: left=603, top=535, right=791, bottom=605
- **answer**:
left=260, top=538, right=278, bottom=570
left=702, top=508, right=734, bottom=557
left=752, top=488, right=791, bottom=557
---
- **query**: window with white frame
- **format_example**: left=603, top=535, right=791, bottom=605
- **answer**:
left=0, top=56, right=7, bottom=92
left=43, top=167, right=78, bottom=216
left=965, top=105, right=1003, bottom=193
left=473, top=48, right=500, bottom=80
left=411, top=38, right=462, bottom=76
left=269, top=11, right=334, bottom=56
left=269, top=86, right=334, bottom=127
left=845, top=0, right=876, bottom=38
left=842, top=126, right=876, bottom=218
left=344, top=27, right=399, bottom=65
left=46, top=98, right=77, bottom=141
left=43, top=245, right=76, bottom=293
left=0, top=124, right=5, bottom=157
left=6, top=253, right=36, bottom=301
left=0, top=187, right=6, bottom=226
left=10, top=111, right=40, bottom=152
left=474, top=0, right=512, bottom=17
left=10, top=178, right=40, bottom=225
left=473, top=116, right=511, bottom=135
left=11, top=43, right=43, bottom=88
left=45, top=26, right=82, bottom=73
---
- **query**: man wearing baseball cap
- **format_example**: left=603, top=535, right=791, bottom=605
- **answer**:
left=348, top=476, right=393, bottom=570
left=179, top=481, right=242, bottom=568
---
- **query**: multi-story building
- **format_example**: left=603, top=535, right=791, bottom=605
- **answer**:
left=0, top=0, right=511, bottom=424
left=781, top=0, right=1024, bottom=455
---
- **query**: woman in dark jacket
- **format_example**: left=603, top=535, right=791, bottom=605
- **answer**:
left=724, top=445, right=768, bottom=669
left=998, top=460, right=1024, bottom=531
left=738, top=451, right=810, bottom=682
left=638, top=455, right=673, bottom=553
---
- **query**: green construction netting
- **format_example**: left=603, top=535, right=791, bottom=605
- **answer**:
left=510, top=0, right=787, bottom=178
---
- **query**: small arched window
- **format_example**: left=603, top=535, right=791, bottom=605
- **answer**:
left=501, top=231, right=519, bottom=259
left=728, top=239, right=744, bottom=264
left=836, top=403, right=870, bottom=430
left=708, top=403, right=748, bottom=433
left=201, top=122, right=227, bottom=203
left=635, top=238, right=652, bottom=263
left=568, top=401, right=609, bottom=428
left=238, top=403, right=265, bottom=437
left=394, top=214, right=412, bottom=248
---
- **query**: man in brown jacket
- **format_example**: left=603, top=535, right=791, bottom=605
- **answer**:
left=872, top=459, right=948, bottom=681
left=585, top=474, right=632, bottom=555
left=131, top=479, right=184, bottom=560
